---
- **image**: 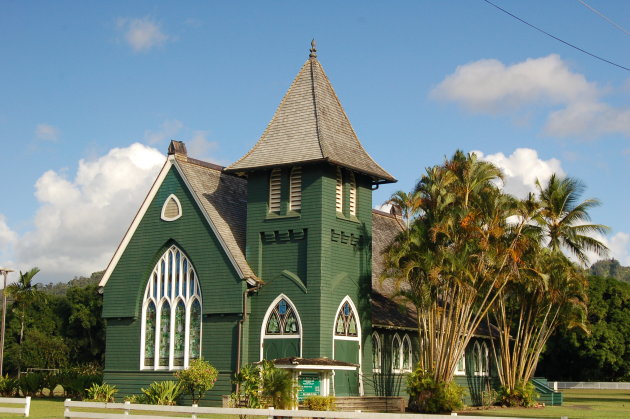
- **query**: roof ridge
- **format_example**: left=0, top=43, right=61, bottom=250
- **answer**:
left=309, top=58, right=326, bottom=160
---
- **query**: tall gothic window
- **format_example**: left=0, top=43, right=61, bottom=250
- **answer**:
left=289, top=166, right=302, bottom=211
left=141, top=245, right=202, bottom=370
left=334, top=300, right=358, bottom=337
left=269, top=168, right=282, bottom=213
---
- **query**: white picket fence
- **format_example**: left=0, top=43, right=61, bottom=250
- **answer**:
left=63, top=399, right=540, bottom=419
left=553, top=381, right=630, bottom=390
left=0, top=396, right=30, bottom=417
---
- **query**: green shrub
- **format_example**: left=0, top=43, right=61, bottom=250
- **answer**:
left=231, top=363, right=263, bottom=408
left=497, top=382, right=538, bottom=407
left=303, top=395, right=336, bottom=411
left=124, top=394, right=141, bottom=403
left=56, top=364, right=103, bottom=398
left=481, top=388, right=498, bottom=408
left=140, top=381, right=183, bottom=405
left=406, top=367, right=464, bottom=413
left=86, top=383, right=118, bottom=402
left=0, top=375, right=17, bottom=397
left=174, top=358, right=218, bottom=404
left=18, top=372, right=46, bottom=397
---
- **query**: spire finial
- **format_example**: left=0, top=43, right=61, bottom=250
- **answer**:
left=309, top=39, right=317, bottom=58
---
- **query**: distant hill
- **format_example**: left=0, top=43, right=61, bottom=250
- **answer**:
left=38, top=270, right=104, bottom=296
left=590, top=259, right=630, bottom=283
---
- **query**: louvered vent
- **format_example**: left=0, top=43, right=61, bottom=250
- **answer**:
left=335, top=168, right=343, bottom=213
left=269, top=168, right=282, bottom=213
left=289, top=166, right=302, bottom=211
left=349, top=171, right=357, bottom=216
left=161, top=194, right=182, bottom=221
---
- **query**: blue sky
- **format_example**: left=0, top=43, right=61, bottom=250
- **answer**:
left=1, top=1, right=629, bottom=282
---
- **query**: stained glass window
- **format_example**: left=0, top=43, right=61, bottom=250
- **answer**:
left=334, top=301, right=359, bottom=337
left=142, top=245, right=202, bottom=370
left=372, top=333, right=382, bottom=371
left=402, top=335, right=411, bottom=371
left=264, top=298, right=299, bottom=336
left=173, top=300, right=185, bottom=366
left=392, top=335, right=401, bottom=371
left=159, top=302, right=170, bottom=367
left=144, top=302, right=156, bottom=367
left=189, top=299, right=201, bottom=360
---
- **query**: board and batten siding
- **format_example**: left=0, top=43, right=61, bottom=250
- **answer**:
left=102, top=167, right=245, bottom=402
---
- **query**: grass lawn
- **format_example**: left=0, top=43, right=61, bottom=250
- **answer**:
left=459, top=389, right=630, bottom=418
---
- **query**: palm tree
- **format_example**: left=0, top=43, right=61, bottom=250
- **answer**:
left=385, top=190, right=422, bottom=230
left=535, top=174, right=609, bottom=265
left=6, top=267, right=43, bottom=345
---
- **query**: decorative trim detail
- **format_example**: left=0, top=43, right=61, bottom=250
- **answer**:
left=160, top=194, right=182, bottom=221
left=281, top=270, right=307, bottom=294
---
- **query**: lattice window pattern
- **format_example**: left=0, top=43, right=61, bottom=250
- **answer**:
left=348, top=171, right=356, bottom=216
left=142, top=245, right=202, bottom=370
left=265, top=298, right=299, bottom=335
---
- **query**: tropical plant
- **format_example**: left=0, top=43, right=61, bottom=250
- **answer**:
left=86, top=382, right=118, bottom=402
left=6, top=268, right=44, bottom=347
left=17, top=372, right=46, bottom=397
left=535, top=174, right=608, bottom=265
left=174, top=358, right=218, bottom=404
left=497, top=381, right=538, bottom=407
left=231, top=360, right=297, bottom=409
left=140, top=380, right=183, bottom=405
left=383, top=151, right=529, bottom=406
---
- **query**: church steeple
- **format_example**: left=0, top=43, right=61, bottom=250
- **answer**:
left=225, top=42, right=396, bottom=184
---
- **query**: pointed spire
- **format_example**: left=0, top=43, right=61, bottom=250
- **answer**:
left=309, top=39, right=317, bottom=58
left=226, top=51, right=396, bottom=183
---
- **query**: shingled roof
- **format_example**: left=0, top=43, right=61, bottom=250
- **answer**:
left=225, top=44, right=396, bottom=183
left=174, top=155, right=257, bottom=282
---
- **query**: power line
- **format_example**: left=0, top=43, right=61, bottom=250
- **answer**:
left=482, top=0, right=630, bottom=72
left=576, top=0, right=630, bottom=37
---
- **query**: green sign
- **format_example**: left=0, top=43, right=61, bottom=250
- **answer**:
left=298, top=373, right=321, bottom=400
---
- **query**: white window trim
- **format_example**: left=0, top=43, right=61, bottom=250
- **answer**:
left=269, top=168, right=282, bottom=213
left=472, top=341, right=490, bottom=376
left=332, top=296, right=363, bottom=396
left=401, top=334, right=412, bottom=373
left=139, top=245, right=202, bottom=371
left=372, top=333, right=382, bottom=373
left=348, top=171, right=357, bottom=216
left=260, top=294, right=303, bottom=361
left=161, top=194, right=182, bottom=221
left=335, top=168, right=343, bottom=213
left=289, top=166, right=302, bottom=212
left=392, top=333, right=402, bottom=374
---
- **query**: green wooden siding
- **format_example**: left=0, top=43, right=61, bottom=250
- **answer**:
left=102, top=167, right=245, bottom=403
left=102, top=167, right=244, bottom=319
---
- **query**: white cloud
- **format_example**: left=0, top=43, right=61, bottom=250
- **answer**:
left=13, top=143, right=165, bottom=281
left=35, top=124, right=60, bottom=141
left=0, top=215, right=17, bottom=252
left=144, top=119, right=183, bottom=144
left=186, top=131, right=218, bottom=160
left=472, top=148, right=565, bottom=198
left=117, top=17, right=169, bottom=52
left=583, top=232, right=630, bottom=267
left=432, top=54, right=630, bottom=139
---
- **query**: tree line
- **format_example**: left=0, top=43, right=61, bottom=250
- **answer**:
left=1, top=270, right=105, bottom=375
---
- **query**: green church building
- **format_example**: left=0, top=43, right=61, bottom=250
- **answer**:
left=99, top=43, right=496, bottom=405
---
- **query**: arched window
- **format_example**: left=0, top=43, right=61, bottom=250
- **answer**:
left=392, top=334, right=402, bottom=373
left=269, top=168, right=282, bottom=213
left=455, top=353, right=466, bottom=375
left=334, top=300, right=358, bottom=337
left=372, top=333, right=382, bottom=372
left=289, top=166, right=302, bottom=211
left=141, top=245, right=202, bottom=370
left=472, top=341, right=489, bottom=376
left=335, top=167, right=343, bottom=213
left=348, top=172, right=357, bottom=216
left=261, top=295, right=302, bottom=360
left=402, top=334, right=412, bottom=372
